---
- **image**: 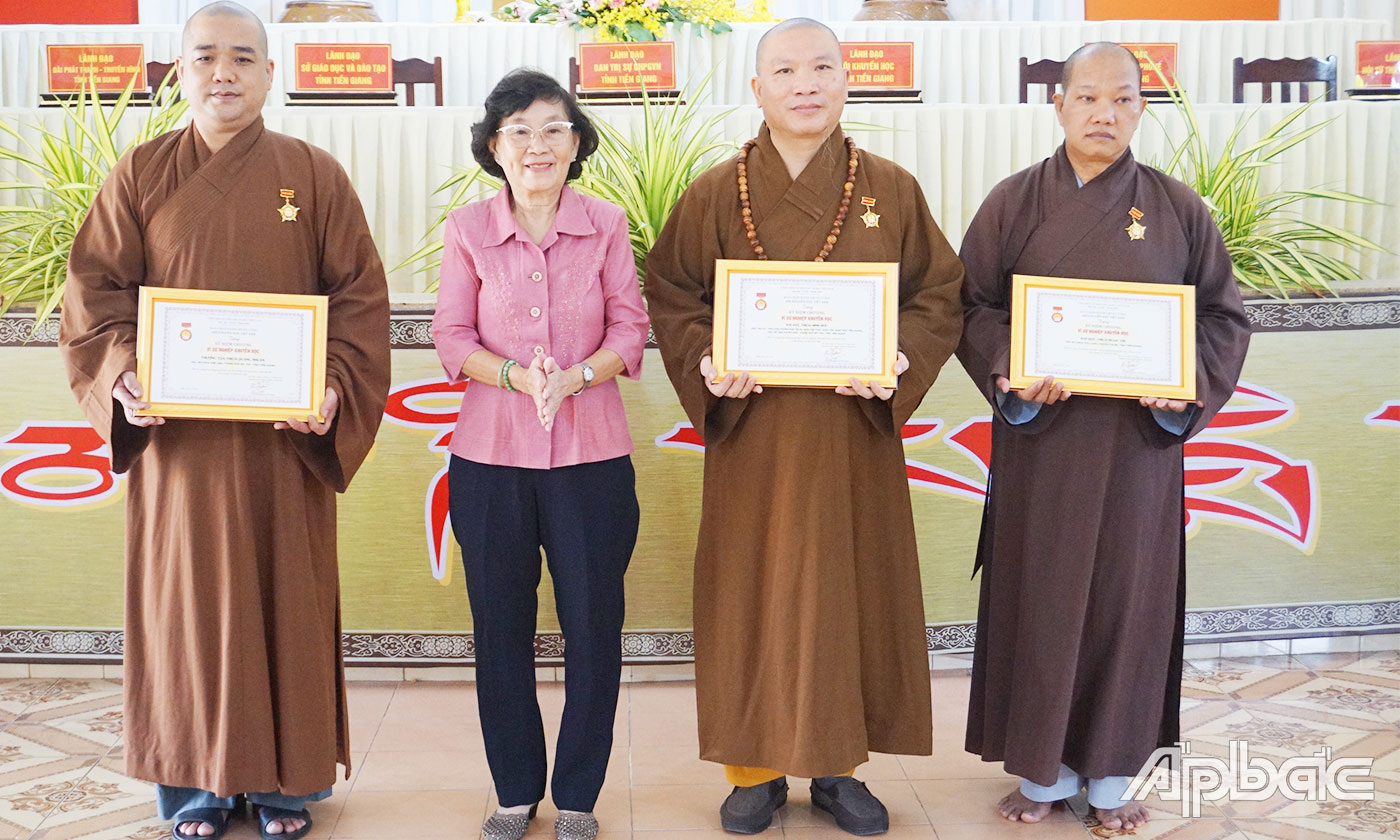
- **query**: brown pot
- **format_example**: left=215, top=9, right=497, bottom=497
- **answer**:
left=279, top=1, right=382, bottom=22
left=852, top=0, right=952, bottom=20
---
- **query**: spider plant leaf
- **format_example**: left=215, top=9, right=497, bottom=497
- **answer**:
left=1152, top=85, right=1381, bottom=297
left=1293, top=188, right=1383, bottom=206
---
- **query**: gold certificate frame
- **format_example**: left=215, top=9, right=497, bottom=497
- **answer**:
left=1010, top=274, right=1196, bottom=401
left=712, top=259, right=900, bottom=388
left=136, top=287, right=329, bottom=422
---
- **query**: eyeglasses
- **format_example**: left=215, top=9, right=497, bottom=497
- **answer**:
left=496, top=121, right=575, bottom=148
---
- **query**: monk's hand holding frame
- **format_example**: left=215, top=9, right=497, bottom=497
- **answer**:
left=700, top=354, right=764, bottom=399
left=836, top=351, right=908, bottom=400
left=710, top=259, right=900, bottom=390
left=1008, top=274, right=1196, bottom=401
left=112, top=370, right=166, bottom=427
left=1139, top=394, right=1203, bottom=413
left=136, top=287, right=330, bottom=423
left=999, top=374, right=1072, bottom=405
left=274, top=387, right=339, bottom=435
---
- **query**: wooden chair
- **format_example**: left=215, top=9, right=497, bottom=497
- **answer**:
left=1019, top=58, right=1065, bottom=104
left=1232, top=55, right=1338, bottom=103
left=393, top=57, right=444, bottom=106
left=147, top=60, right=178, bottom=99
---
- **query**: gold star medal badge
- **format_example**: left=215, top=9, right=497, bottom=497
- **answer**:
left=278, top=189, right=299, bottom=222
left=860, top=196, right=880, bottom=229
left=1125, top=206, right=1146, bottom=241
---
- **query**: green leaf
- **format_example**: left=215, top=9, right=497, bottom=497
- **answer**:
left=1293, top=188, right=1383, bottom=206
left=0, top=78, right=187, bottom=323
left=1147, top=86, right=1382, bottom=298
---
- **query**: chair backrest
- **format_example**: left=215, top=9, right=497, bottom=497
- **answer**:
left=147, top=60, right=177, bottom=99
left=392, top=56, right=444, bottom=106
left=1019, top=58, right=1065, bottom=104
left=1232, top=55, right=1338, bottom=103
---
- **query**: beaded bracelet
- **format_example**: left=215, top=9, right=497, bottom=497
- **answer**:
left=500, top=359, right=519, bottom=392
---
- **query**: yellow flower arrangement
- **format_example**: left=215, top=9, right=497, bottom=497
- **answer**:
left=496, top=0, right=772, bottom=42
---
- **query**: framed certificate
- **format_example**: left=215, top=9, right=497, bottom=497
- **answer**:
left=712, top=259, right=900, bottom=388
left=1010, top=274, right=1196, bottom=400
left=136, top=287, right=329, bottom=422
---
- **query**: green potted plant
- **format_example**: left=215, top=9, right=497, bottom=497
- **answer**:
left=1148, top=77, right=1384, bottom=298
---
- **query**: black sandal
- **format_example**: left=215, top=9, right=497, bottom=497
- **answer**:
left=171, top=806, right=235, bottom=840
left=257, top=804, right=314, bottom=840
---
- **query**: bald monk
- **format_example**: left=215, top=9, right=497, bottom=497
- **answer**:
left=58, top=4, right=390, bottom=838
left=646, top=18, right=964, bottom=836
left=956, top=43, right=1250, bottom=831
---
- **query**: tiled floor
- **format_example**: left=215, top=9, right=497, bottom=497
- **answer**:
left=2, top=649, right=1399, bottom=839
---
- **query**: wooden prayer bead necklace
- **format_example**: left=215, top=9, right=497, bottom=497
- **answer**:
left=737, top=135, right=859, bottom=262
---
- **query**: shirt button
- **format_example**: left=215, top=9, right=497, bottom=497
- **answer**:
left=533, top=345, right=545, bottom=356
left=531, top=271, right=543, bottom=282
left=529, top=306, right=542, bottom=318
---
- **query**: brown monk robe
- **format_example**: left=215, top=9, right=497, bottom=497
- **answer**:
left=957, top=42, right=1250, bottom=831
left=58, top=114, right=389, bottom=798
left=646, top=118, right=963, bottom=777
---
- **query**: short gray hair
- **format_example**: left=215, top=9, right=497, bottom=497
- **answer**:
left=754, top=18, right=841, bottom=75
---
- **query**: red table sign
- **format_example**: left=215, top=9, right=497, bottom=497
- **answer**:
left=842, top=42, right=915, bottom=89
left=46, top=44, right=145, bottom=93
left=294, top=44, right=392, bottom=92
left=1355, top=41, right=1400, bottom=88
left=1118, top=42, right=1179, bottom=90
left=576, top=42, right=676, bottom=92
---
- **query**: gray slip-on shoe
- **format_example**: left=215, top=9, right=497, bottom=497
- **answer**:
left=720, top=777, right=788, bottom=834
left=810, top=777, right=889, bottom=836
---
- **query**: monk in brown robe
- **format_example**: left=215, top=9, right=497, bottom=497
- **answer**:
left=646, top=19, right=964, bottom=836
left=956, top=43, right=1251, bottom=831
left=58, top=4, right=390, bottom=839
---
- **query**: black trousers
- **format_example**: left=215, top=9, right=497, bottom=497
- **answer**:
left=449, top=455, right=639, bottom=812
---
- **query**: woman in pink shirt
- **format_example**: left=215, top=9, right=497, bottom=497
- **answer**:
left=431, top=69, right=649, bottom=840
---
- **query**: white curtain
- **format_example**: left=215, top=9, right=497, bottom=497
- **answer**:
left=135, top=0, right=1398, bottom=23
left=5, top=101, right=1389, bottom=292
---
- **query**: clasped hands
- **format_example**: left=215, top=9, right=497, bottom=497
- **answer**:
left=700, top=352, right=909, bottom=401
left=113, top=370, right=339, bottom=434
left=515, top=348, right=579, bottom=432
left=996, top=375, right=1202, bottom=412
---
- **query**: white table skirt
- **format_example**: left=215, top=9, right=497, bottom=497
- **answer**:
left=1, top=100, right=1393, bottom=290
left=135, top=0, right=1400, bottom=24
left=1, top=18, right=1390, bottom=109
left=769, top=0, right=1400, bottom=23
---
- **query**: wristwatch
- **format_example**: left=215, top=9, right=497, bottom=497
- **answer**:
left=572, top=363, right=594, bottom=396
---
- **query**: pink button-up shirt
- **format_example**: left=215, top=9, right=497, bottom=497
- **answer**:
left=432, top=186, right=649, bottom=469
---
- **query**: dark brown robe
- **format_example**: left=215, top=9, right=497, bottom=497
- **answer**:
left=645, top=125, right=964, bottom=777
left=58, top=118, right=390, bottom=797
left=957, top=145, right=1250, bottom=785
